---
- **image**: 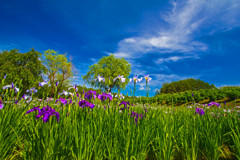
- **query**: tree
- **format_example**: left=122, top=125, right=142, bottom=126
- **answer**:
left=83, top=54, right=131, bottom=93
left=155, top=78, right=216, bottom=95
left=41, top=49, right=75, bottom=95
left=0, top=49, right=46, bottom=95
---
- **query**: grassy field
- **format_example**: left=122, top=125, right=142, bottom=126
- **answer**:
left=0, top=90, right=240, bottom=160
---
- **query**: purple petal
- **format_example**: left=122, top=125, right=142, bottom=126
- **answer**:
left=0, top=104, right=4, bottom=110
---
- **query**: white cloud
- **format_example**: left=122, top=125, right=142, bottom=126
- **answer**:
left=154, top=55, right=200, bottom=64
left=90, top=58, right=98, bottom=63
left=111, top=0, right=240, bottom=59
left=139, top=83, right=145, bottom=91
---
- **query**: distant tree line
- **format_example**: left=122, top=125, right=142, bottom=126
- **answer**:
left=123, top=86, right=240, bottom=105
left=155, top=78, right=216, bottom=95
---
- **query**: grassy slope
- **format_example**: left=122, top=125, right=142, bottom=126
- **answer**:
left=176, top=98, right=240, bottom=108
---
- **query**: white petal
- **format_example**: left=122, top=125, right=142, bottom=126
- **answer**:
left=121, top=78, right=126, bottom=83
left=15, top=88, right=19, bottom=93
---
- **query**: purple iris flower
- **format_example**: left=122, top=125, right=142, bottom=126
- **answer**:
left=135, top=117, right=138, bottom=123
left=2, top=85, right=10, bottom=90
left=74, top=84, right=78, bottom=92
left=15, top=100, right=19, bottom=104
left=131, top=111, right=137, bottom=117
left=11, top=83, right=14, bottom=89
left=207, top=101, right=220, bottom=107
left=143, top=74, right=152, bottom=82
left=98, top=93, right=113, bottom=101
left=119, top=101, right=130, bottom=110
left=195, top=107, right=205, bottom=115
left=143, top=107, right=148, bottom=112
left=3, top=83, right=19, bottom=93
left=68, top=98, right=72, bottom=104
left=68, top=84, right=78, bottom=92
left=130, top=111, right=144, bottom=124
left=22, top=94, right=31, bottom=100
left=14, top=87, right=19, bottom=93
left=55, top=98, right=68, bottom=105
left=59, top=90, right=73, bottom=96
left=26, top=87, right=37, bottom=94
left=39, top=81, right=48, bottom=87
left=0, top=100, right=4, bottom=110
left=0, top=104, right=3, bottom=110
left=4, top=74, right=7, bottom=79
left=56, top=81, right=59, bottom=86
left=84, top=90, right=96, bottom=100
left=46, top=97, right=53, bottom=103
left=25, top=105, right=60, bottom=123
left=78, top=99, right=95, bottom=109
left=113, top=75, right=126, bottom=83
left=3, top=84, right=12, bottom=89
left=95, top=75, right=105, bottom=82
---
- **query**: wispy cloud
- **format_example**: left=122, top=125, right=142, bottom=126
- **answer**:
left=139, top=83, right=145, bottom=91
left=111, top=0, right=240, bottom=59
left=154, top=55, right=199, bottom=64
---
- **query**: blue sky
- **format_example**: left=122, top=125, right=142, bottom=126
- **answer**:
left=0, top=0, right=240, bottom=97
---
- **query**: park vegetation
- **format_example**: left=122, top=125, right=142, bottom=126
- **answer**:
left=0, top=48, right=240, bottom=159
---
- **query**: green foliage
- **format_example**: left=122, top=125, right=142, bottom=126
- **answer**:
left=83, top=54, right=131, bottom=92
left=156, top=78, right=216, bottom=95
left=132, top=87, right=240, bottom=105
left=42, top=49, right=74, bottom=96
left=221, top=86, right=240, bottom=100
left=0, top=49, right=46, bottom=95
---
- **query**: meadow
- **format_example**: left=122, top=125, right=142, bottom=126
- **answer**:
left=0, top=80, right=240, bottom=160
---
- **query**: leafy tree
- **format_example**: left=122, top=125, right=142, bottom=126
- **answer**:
left=41, top=49, right=75, bottom=96
left=221, top=86, right=240, bottom=100
left=0, top=49, right=46, bottom=95
left=83, top=54, right=131, bottom=93
left=156, top=78, right=216, bottom=95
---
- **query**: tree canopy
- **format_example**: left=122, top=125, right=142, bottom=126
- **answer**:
left=83, top=54, right=131, bottom=93
left=156, top=78, right=216, bottom=95
left=0, top=49, right=46, bottom=94
left=41, top=49, right=75, bottom=95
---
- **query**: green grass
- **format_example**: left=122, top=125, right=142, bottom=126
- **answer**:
left=0, top=97, right=240, bottom=160
left=0, top=82, right=240, bottom=159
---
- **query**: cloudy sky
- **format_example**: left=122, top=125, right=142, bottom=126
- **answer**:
left=0, top=0, right=240, bottom=97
